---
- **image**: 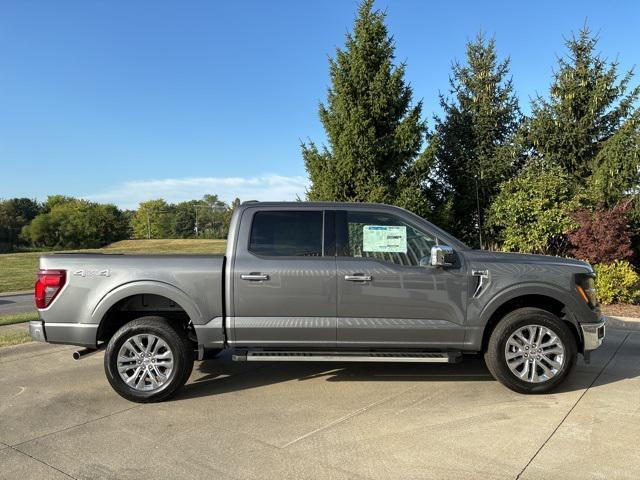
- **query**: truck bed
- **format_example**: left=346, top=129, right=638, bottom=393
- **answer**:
left=38, top=253, right=225, bottom=347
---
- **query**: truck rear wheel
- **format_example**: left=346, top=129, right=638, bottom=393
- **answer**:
left=104, top=316, right=194, bottom=403
left=484, top=308, right=577, bottom=394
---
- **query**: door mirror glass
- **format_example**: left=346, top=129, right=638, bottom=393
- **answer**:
left=430, top=245, right=454, bottom=267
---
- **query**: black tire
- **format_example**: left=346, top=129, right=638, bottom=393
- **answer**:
left=484, top=307, right=577, bottom=394
left=104, top=316, right=194, bottom=403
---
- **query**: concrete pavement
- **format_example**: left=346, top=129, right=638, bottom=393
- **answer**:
left=0, top=293, right=34, bottom=316
left=0, top=328, right=639, bottom=480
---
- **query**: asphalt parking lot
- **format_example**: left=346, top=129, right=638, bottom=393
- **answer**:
left=1, top=327, right=639, bottom=480
left=0, top=293, right=33, bottom=316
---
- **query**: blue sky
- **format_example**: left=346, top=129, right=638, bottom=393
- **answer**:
left=1, top=0, right=638, bottom=209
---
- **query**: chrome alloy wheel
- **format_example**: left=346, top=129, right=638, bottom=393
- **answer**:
left=504, top=325, right=565, bottom=383
left=117, top=334, right=174, bottom=391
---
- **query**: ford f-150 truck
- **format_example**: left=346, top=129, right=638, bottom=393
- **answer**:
left=30, top=201, right=606, bottom=402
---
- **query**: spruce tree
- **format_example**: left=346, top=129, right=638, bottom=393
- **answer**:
left=431, top=33, right=522, bottom=247
left=528, top=26, right=640, bottom=197
left=302, top=0, right=426, bottom=204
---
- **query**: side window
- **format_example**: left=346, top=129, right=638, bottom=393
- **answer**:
left=249, top=211, right=323, bottom=256
left=345, top=211, right=437, bottom=266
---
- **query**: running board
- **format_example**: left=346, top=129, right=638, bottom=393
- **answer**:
left=232, top=350, right=461, bottom=363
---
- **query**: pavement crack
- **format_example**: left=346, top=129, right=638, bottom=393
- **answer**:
left=280, top=386, right=418, bottom=449
left=515, top=332, right=631, bottom=480
left=11, top=404, right=141, bottom=449
left=8, top=445, right=79, bottom=480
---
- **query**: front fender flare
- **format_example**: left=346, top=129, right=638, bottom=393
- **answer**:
left=478, top=282, right=583, bottom=328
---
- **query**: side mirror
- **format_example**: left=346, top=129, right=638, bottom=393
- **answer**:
left=429, top=245, right=454, bottom=267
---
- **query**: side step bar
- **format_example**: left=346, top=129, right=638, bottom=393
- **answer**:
left=232, top=350, right=461, bottom=363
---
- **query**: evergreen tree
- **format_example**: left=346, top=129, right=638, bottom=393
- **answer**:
left=528, top=26, right=640, bottom=196
left=302, top=0, right=426, bottom=205
left=431, top=33, right=522, bottom=248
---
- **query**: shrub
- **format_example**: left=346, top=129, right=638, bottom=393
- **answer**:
left=594, top=261, right=639, bottom=304
left=568, top=201, right=634, bottom=264
left=488, top=161, right=577, bottom=255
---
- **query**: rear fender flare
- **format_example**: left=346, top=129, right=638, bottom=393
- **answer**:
left=92, top=280, right=205, bottom=334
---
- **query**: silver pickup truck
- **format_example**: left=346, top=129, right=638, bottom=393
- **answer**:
left=30, top=201, right=606, bottom=402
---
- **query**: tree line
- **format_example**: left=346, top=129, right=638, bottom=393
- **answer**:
left=0, top=195, right=241, bottom=252
left=303, top=1, right=639, bottom=265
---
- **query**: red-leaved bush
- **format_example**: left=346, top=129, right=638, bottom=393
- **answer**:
left=568, top=201, right=634, bottom=264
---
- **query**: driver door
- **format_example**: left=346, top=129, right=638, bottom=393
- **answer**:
left=335, top=209, right=467, bottom=349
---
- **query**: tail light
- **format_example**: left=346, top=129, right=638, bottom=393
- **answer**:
left=35, top=269, right=66, bottom=309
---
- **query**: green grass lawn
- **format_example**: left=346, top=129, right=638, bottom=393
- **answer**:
left=0, top=329, right=32, bottom=347
left=0, top=239, right=227, bottom=294
left=0, top=311, right=39, bottom=326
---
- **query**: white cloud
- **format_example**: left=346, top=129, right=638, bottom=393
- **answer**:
left=83, top=174, right=309, bottom=209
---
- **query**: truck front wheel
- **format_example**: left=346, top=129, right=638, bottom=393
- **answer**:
left=104, top=316, right=194, bottom=403
left=484, top=308, right=577, bottom=394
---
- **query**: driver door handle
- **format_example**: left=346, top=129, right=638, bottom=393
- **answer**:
left=345, top=274, right=372, bottom=282
left=241, top=273, right=270, bottom=281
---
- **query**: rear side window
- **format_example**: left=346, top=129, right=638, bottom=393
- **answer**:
left=249, top=211, right=323, bottom=256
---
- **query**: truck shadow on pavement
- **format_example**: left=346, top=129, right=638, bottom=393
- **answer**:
left=175, top=354, right=494, bottom=401
left=174, top=334, right=637, bottom=401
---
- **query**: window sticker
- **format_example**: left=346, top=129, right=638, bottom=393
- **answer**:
left=362, top=225, right=407, bottom=253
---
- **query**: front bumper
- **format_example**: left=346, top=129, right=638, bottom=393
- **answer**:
left=580, top=317, right=606, bottom=351
left=29, top=320, right=46, bottom=342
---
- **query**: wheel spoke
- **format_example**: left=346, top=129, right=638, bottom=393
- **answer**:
left=125, top=366, right=142, bottom=385
left=540, top=354, right=562, bottom=369
left=541, top=346, right=563, bottom=355
left=125, top=339, right=139, bottom=355
left=145, top=335, right=157, bottom=354
left=533, top=326, right=543, bottom=346
left=151, top=364, right=167, bottom=381
left=506, top=350, right=524, bottom=361
left=513, top=332, right=529, bottom=346
left=133, top=336, right=147, bottom=353
left=135, top=369, right=148, bottom=389
left=537, top=359, right=554, bottom=378
left=530, top=360, right=539, bottom=382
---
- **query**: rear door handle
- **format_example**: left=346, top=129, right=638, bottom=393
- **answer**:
left=344, top=274, right=372, bottom=282
left=241, top=273, right=269, bottom=281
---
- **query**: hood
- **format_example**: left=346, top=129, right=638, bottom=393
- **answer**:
left=463, top=249, right=592, bottom=271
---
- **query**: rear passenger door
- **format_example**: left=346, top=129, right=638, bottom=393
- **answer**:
left=231, top=208, right=337, bottom=347
left=335, top=209, right=467, bottom=349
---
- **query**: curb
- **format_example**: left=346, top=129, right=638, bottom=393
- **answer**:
left=0, top=290, right=31, bottom=298
left=605, top=315, right=640, bottom=331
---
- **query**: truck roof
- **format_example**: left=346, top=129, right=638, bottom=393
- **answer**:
left=240, top=200, right=395, bottom=208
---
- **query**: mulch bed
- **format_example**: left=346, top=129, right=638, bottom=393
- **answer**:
left=600, top=303, right=640, bottom=318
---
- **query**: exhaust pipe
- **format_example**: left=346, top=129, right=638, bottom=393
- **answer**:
left=72, top=344, right=105, bottom=361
